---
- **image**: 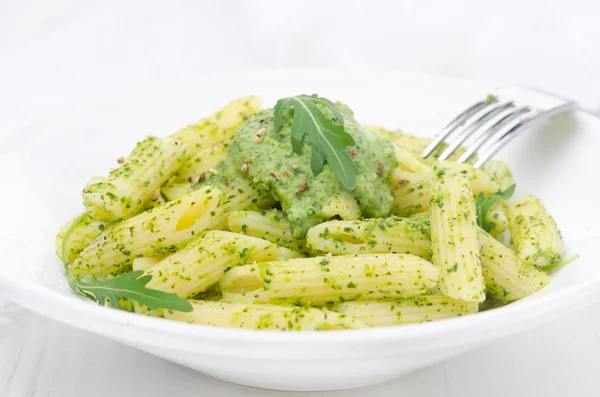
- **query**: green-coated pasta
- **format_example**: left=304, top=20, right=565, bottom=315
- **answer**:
left=478, top=229, right=550, bottom=301
left=82, top=136, right=186, bottom=222
left=306, top=217, right=431, bottom=259
left=56, top=213, right=108, bottom=264
left=144, top=230, right=300, bottom=299
left=508, top=195, right=564, bottom=268
left=334, top=296, right=478, bottom=326
left=430, top=170, right=486, bottom=303
left=170, top=96, right=261, bottom=152
left=483, top=160, right=514, bottom=191
left=220, top=254, right=439, bottom=306
left=165, top=300, right=364, bottom=330
left=175, top=142, right=228, bottom=182
left=228, top=210, right=308, bottom=253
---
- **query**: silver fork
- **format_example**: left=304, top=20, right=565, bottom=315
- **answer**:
left=421, top=87, right=577, bottom=168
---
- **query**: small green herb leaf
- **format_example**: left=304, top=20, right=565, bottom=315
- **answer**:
left=68, top=270, right=192, bottom=312
left=475, top=183, right=516, bottom=233
left=273, top=94, right=359, bottom=190
left=544, top=254, right=580, bottom=272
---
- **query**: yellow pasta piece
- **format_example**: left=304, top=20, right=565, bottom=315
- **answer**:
left=478, top=229, right=550, bottom=301
left=389, top=145, right=435, bottom=216
left=220, top=254, right=439, bottom=306
left=486, top=199, right=509, bottom=238
left=82, top=136, right=186, bottom=222
left=321, top=192, right=362, bottom=220
left=483, top=160, right=514, bottom=191
left=71, top=178, right=269, bottom=278
left=56, top=213, right=108, bottom=264
left=132, top=302, right=164, bottom=318
left=366, top=126, right=468, bottom=161
left=193, top=285, right=222, bottom=301
left=441, top=162, right=499, bottom=195
left=132, top=256, right=164, bottom=271
left=430, top=170, right=486, bottom=303
left=306, top=217, right=431, bottom=259
left=175, top=142, right=228, bottom=182
left=508, top=195, right=564, bottom=268
left=389, top=150, right=499, bottom=217
left=170, top=96, right=261, bottom=152
left=228, top=210, right=308, bottom=253
left=160, top=181, right=192, bottom=201
left=165, top=300, right=364, bottom=330
left=145, top=231, right=300, bottom=299
left=141, top=188, right=167, bottom=210
left=389, top=167, right=432, bottom=216
left=335, top=296, right=478, bottom=326
left=393, top=144, right=433, bottom=175
left=70, top=186, right=221, bottom=277
left=206, top=177, right=273, bottom=230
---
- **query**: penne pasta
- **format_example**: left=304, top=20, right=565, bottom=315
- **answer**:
left=220, top=254, right=439, bottom=306
left=389, top=148, right=498, bottom=217
left=486, top=199, right=509, bottom=238
left=56, top=213, right=108, bottom=264
left=334, top=296, right=478, bottom=326
left=82, top=136, right=186, bottom=222
left=478, top=229, right=550, bottom=301
left=132, top=256, right=164, bottom=271
left=170, top=96, right=261, bottom=152
left=306, top=217, right=431, bottom=259
left=70, top=186, right=222, bottom=277
left=165, top=300, right=364, bottom=330
left=132, top=301, right=164, bottom=318
left=71, top=179, right=270, bottom=278
left=389, top=167, right=432, bottom=216
left=483, top=160, right=514, bottom=191
left=141, top=188, right=167, bottom=210
left=228, top=210, right=308, bottom=253
left=367, top=126, right=468, bottom=162
left=389, top=145, right=435, bottom=216
left=193, top=285, right=223, bottom=302
left=321, top=192, right=362, bottom=221
left=508, top=195, right=564, bottom=268
left=430, top=170, right=486, bottom=303
left=175, top=142, right=229, bottom=182
left=161, top=181, right=193, bottom=201
left=203, top=177, right=273, bottom=230
left=441, top=162, right=499, bottom=196
left=144, top=230, right=300, bottom=299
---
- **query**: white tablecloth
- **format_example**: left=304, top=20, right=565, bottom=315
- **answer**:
left=1, top=1, right=599, bottom=396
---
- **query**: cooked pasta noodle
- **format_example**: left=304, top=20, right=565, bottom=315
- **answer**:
left=430, top=170, right=486, bottom=303
left=220, top=254, right=439, bottom=306
left=508, top=195, right=564, bottom=268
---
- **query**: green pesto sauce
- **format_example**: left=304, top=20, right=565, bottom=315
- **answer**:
left=214, top=105, right=396, bottom=238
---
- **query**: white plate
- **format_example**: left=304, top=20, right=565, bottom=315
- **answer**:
left=0, top=70, right=599, bottom=392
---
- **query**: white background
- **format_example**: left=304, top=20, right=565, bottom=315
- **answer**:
left=1, top=1, right=599, bottom=396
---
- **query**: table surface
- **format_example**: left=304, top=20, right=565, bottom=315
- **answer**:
left=1, top=1, right=599, bottom=396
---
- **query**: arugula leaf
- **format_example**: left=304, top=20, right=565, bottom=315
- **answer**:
left=273, top=94, right=359, bottom=190
left=475, top=184, right=516, bottom=233
left=68, top=270, right=193, bottom=312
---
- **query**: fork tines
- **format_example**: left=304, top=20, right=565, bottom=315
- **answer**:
left=421, top=96, right=536, bottom=167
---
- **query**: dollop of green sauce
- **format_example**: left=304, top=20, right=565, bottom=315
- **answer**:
left=215, top=104, right=396, bottom=238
